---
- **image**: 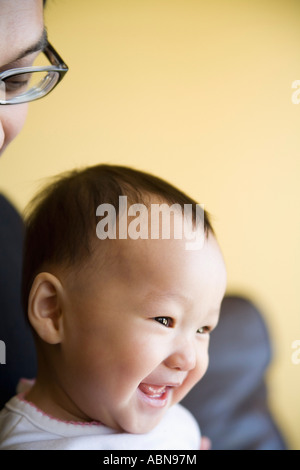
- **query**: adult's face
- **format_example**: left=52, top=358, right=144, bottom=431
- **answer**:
left=0, top=0, right=45, bottom=156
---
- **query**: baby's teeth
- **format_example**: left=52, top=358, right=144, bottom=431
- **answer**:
left=139, top=383, right=166, bottom=397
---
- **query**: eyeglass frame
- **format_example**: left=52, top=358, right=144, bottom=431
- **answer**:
left=0, top=41, right=69, bottom=105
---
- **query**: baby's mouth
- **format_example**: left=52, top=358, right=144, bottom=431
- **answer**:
left=138, top=383, right=167, bottom=398
left=137, top=383, right=169, bottom=408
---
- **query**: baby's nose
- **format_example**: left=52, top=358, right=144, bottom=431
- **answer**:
left=164, top=339, right=197, bottom=371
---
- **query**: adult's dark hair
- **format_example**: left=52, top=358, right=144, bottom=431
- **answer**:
left=22, top=164, right=214, bottom=314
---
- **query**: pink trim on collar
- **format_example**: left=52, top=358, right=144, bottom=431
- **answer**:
left=17, top=392, right=103, bottom=427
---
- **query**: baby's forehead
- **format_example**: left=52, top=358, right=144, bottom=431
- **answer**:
left=81, top=231, right=226, bottom=319
left=91, top=226, right=220, bottom=274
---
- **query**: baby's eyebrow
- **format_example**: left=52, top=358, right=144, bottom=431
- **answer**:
left=146, top=291, right=192, bottom=307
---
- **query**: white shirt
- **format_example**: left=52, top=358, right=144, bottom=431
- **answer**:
left=0, top=395, right=201, bottom=450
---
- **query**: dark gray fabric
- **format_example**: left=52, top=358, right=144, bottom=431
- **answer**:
left=0, top=195, right=287, bottom=449
left=0, top=194, right=37, bottom=407
left=182, top=296, right=287, bottom=450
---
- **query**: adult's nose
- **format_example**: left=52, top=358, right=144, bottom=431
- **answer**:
left=0, top=118, right=4, bottom=154
left=0, top=82, right=5, bottom=152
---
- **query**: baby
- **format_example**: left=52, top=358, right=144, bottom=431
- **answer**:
left=0, top=164, right=227, bottom=450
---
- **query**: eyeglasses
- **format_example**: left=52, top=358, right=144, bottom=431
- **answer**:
left=0, top=42, right=68, bottom=105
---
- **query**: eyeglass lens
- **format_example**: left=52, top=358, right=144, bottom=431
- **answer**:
left=0, top=70, right=60, bottom=103
left=0, top=46, right=65, bottom=104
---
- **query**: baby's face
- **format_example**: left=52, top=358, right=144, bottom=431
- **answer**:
left=59, top=230, right=227, bottom=434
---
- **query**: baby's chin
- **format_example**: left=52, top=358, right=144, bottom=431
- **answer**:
left=120, top=418, right=163, bottom=435
left=114, top=407, right=168, bottom=435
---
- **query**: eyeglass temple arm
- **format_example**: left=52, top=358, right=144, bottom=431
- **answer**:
left=44, top=42, right=68, bottom=70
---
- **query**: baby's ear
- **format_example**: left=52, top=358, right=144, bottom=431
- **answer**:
left=28, top=272, right=64, bottom=344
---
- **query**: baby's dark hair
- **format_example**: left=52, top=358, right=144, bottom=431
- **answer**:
left=22, top=164, right=214, bottom=314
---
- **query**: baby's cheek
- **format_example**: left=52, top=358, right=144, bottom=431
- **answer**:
left=199, top=349, right=210, bottom=379
left=173, top=360, right=208, bottom=406
left=189, top=347, right=210, bottom=388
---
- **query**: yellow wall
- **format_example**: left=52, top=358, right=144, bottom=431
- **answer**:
left=0, top=0, right=299, bottom=449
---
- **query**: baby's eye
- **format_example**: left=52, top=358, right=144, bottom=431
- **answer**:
left=197, top=326, right=211, bottom=335
left=155, top=317, right=173, bottom=328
